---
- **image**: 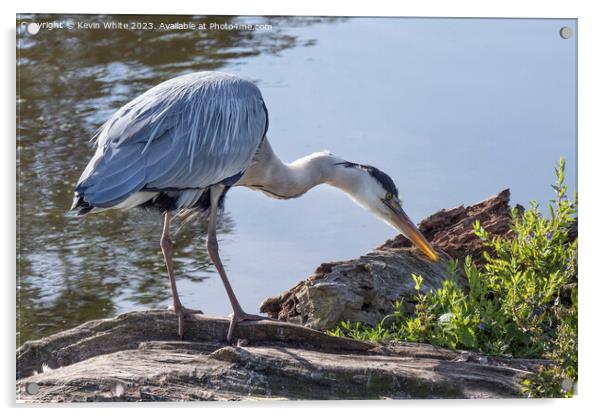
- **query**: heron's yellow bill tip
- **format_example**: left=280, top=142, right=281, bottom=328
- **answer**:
left=427, top=250, right=440, bottom=262
left=389, top=207, right=440, bottom=263
left=403, top=225, right=440, bottom=262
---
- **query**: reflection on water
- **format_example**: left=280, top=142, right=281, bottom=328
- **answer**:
left=16, top=14, right=336, bottom=344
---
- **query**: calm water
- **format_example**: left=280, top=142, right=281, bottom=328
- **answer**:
left=16, top=15, right=576, bottom=344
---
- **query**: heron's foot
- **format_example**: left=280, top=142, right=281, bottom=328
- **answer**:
left=169, top=305, right=204, bottom=339
left=227, top=311, right=266, bottom=343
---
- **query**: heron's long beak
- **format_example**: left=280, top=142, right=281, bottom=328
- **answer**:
left=385, top=200, right=439, bottom=262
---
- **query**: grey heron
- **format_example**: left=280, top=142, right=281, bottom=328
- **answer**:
left=70, top=71, right=439, bottom=342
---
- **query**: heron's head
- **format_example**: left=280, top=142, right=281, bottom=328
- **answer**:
left=333, top=161, right=439, bottom=262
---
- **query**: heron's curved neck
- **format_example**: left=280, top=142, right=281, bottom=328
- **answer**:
left=237, top=139, right=357, bottom=199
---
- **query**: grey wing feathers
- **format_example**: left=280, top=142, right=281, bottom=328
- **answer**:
left=75, top=72, right=268, bottom=208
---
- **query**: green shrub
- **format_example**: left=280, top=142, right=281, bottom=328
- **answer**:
left=328, top=158, right=577, bottom=397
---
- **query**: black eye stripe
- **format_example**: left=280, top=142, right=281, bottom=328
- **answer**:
left=335, top=161, right=399, bottom=197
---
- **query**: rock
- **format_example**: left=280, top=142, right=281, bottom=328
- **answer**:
left=16, top=310, right=546, bottom=401
left=260, top=190, right=520, bottom=329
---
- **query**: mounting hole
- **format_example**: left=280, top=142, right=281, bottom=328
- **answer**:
left=560, top=26, right=573, bottom=39
left=27, top=23, right=40, bottom=35
left=561, top=378, right=574, bottom=392
left=25, top=383, right=40, bottom=395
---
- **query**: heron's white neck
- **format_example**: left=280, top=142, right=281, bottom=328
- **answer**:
left=237, top=139, right=359, bottom=199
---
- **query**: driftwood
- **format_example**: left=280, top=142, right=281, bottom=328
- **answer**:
left=260, top=189, right=520, bottom=329
left=16, top=310, right=546, bottom=401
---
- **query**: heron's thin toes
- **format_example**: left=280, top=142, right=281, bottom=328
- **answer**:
left=171, top=305, right=203, bottom=339
left=226, top=311, right=267, bottom=343
left=240, top=313, right=266, bottom=322
left=181, top=306, right=204, bottom=315
left=177, top=314, right=185, bottom=339
left=228, top=312, right=266, bottom=323
left=226, top=319, right=236, bottom=344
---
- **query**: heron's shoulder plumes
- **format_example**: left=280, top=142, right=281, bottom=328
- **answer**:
left=73, top=71, right=268, bottom=211
left=334, top=161, right=399, bottom=197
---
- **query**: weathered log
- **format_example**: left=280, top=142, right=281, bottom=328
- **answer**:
left=16, top=310, right=545, bottom=401
left=260, top=190, right=520, bottom=329
left=16, top=310, right=371, bottom=380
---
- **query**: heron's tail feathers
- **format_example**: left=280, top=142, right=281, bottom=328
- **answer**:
left=67, top=191, right=115, bottom=217
left=67, top=193, right=95, bottom=217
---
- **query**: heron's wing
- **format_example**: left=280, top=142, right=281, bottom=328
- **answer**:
left=76, top=72, right=268, bottom=208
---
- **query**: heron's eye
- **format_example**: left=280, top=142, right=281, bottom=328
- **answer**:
left=385, top=192, right=393, bottom=201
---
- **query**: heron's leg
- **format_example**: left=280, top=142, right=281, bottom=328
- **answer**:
left=206, top=185, right=265, bottom=343
left=161, top=211, right=202, bottom=338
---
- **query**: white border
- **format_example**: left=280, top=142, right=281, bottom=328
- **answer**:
left=3, top=1, right=601, bottom=415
